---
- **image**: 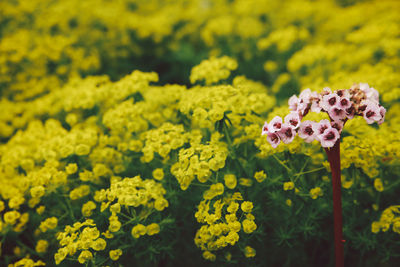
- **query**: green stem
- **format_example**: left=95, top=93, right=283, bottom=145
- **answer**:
left=272, top=154, right=292, bottom=173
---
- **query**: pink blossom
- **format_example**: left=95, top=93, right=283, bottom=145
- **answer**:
left=311, top=99, right=322, bottom=113
left=363, top=100, right=381, bottom=124
left=277, top=124, right=296, bottom=144
left=360, top=83, right=379, bottom=103
left=268, top=116, right=283, bottom=133
left=378, top=106, right=386, bottom=125
left=338, top=97, right=351, bottom=109
left=331, top=120, right=344, bottom=133
left=319, top=128, right=340, bottom=148
left=267, top=132, right=281, bottom=148
left=316, top=119, right=331, bottom=136
left=299, top=88, right=312, bottom=105
left=298, top=120, right=317, bottom=143
left=261, top=122, right=269, bottom=136
left=336, top=89, right=350, bottom=99
left=288, top=95, right=299, bottom=111
left=328, top=106, right=347, bottom=122
left=321, top=93, right=340, bottom=112
left=284, top=112, right=301, bottom=129
left=323, top=87, right=332, bottom=93
left=345, top=106, right=355, bottom=120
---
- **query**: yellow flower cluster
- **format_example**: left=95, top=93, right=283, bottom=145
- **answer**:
left=194, top=191, right=257, bottom=261
left=95, top=175, right=169, bottom=214
left=190, top=56, right=238, bottom=85
left=131, top=223, right=160, bottom=238
left=171, top=132, right=228, bottom=190
left=371, top=205, right=400, bottom=234
left=54, top=219, right=106, bottom=265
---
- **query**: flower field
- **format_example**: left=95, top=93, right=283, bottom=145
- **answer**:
left=0, top=0, right=400, bottom=266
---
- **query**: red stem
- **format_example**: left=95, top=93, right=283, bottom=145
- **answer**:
left=324, top=139, right=344, bottom=267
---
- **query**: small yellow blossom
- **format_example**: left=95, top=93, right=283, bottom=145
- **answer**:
left=109, top=249, right=123, bottom=261
left=152, top=168, right=164, bottom=181
left=146, top=223, right=161, bottom=236
left=224, top=174, right=237, bottom=189
left=35, top=240, right=49, bottom=253
left=254, top=170, right=267, bottom=183
left=244, top=246, right=256, bottom=258
left=310, top=187, right=323, bottom=199
left=283, top=181, right=295, bottom=191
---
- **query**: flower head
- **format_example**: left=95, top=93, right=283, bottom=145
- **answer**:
left=298, top=120, right=317, bottom=143
left=262, top=84, right=386, bottom=149
left=277, top=124, right=296, bottom=144
left=319, top=127, right=340, bottom=148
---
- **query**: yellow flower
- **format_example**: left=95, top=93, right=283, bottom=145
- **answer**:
left=242, top=219, right=257, bottom=234
left=254, top=170, right=267, bottom=183
left=75, top=144, right=91, bottom=156
left=283, top=181, right=295, bottom=191
left=310, top=187, right=323, bottom=199
left=241, top=201, right=253, bottom=213
left=244, top=246, right=256, bottom=258
left=35, top=240, right=49, bottom=253
left=152, top=168, right=164, bottom=181
left=202, top=251, right=216, bottom=261
left=146, top=223, right=161, bottom=236
left=78, top=250, right=93, bottom=264
left=91, top=238, right=107, bottom=251
left=109, top=249, right=123, bottom=261
left=374, top=178, right=384, bottom=192
left=82, top=201, right=96, bottom=217
left=65, top=163, right=78, bottom=174
left=224, top=174, right=237, bottom=189
left=371, top=221, right=381, bottom=233
left=131, top=224, right=147, bottom=239
left=30, top=186, right=45, bottom=198
left=4, top=210, right=21, bottom=225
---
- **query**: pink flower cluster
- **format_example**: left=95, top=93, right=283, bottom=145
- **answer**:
left=262, top=83, right=386, bottom=148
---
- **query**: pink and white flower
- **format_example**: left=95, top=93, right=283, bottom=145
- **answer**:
left=362, top=100, right=381, bottom=124
left=378, top=106, right=386, bottom=125
left=267, top=132, right=281, bottom=148
left=261, top=122, right=269, bottom=135
left=345, top=106, right=355, bottom=120
left=268, top=116, right=283, bottom=133
left=288, top=95, right=299, bottom=111
left=321, top=93, right=340, bottom=112
left=298, top=120, right=317, bottom=143
left=311, top=98, right=322, bottom=113
left=328, top=106, right=347, bottom=122
left=316, top=119, right=331, bottom=136
left=277, top=124, right=296, bottom=144
left=284, top=112, right=301, bottom=129
left=338, top=97, right=352, bottom=109
left=360, top=83, right=379, bottom=103
left=319, top=128, right=340, bottom=148
left=331, top=120, right=344, bottom=133
left=299, top=88, right=312, bottom=105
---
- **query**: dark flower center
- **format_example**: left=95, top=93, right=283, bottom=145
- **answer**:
left=319, top=125, right=328, bottom=134
left=305, top=126, right=313, bottom=135
left=328, top=97, right=336, bottom=105
left=271, top=135, right=279, bottom=142
left=346, top=106, right=355, bottom=114
left=325, top=131, right=335, bottom=141
left=274, top=122, right=281, bottom=129
left=340, top=99, right=348, bottom=106
left=285, top=128, right=293, bottom=138
left=263, top=126, right=268, bottom=132
left=366, top=110, right=375, bottom=118
left=289, top=119, right=298, bottom=127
